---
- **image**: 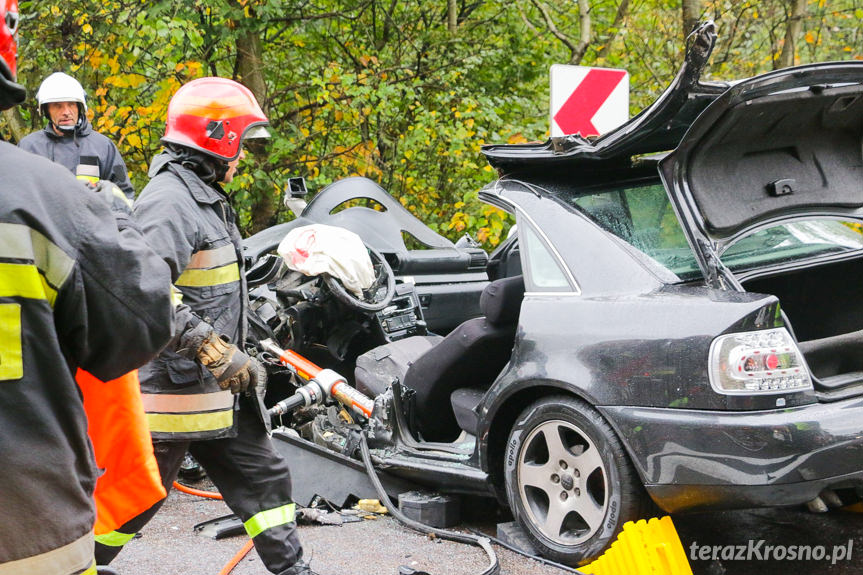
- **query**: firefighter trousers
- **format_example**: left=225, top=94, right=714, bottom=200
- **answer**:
left=94, top=400, right=304, bottom=574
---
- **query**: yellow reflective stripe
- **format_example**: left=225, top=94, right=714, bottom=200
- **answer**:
left=175, top=263, right=240, bottom=287
left=244, top=503, right=296, bottom=539
left=0, top=223, right=74, bottom=289
left=94, top=530, right=136, bottom=547
left=0, top=303, right=23, bottom=380
left=0, top=262, right=57, bottom=306
left=111, top=185, right=134, bottom=209
left=0, top=531, right=93, bottom=575
left=146, top=409, right=233, bottom=434
left=80, top=561, right=97, bottom=575
left=141, top=390, right=234, bottom=414
left=187, top=245, right=236, bottom=270
left=170, top=285, right=184, bottom=307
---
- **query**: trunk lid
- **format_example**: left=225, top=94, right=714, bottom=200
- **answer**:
left=660, top=62, right=863, bottom=266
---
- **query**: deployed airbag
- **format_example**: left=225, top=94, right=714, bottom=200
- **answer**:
left=278, top=224, right=374, bottom=296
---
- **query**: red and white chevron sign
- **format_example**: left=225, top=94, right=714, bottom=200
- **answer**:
left=550, top=65, right=629, bottom=138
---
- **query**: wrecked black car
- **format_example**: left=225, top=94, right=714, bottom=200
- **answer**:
left=243, top=22, right=863, bottom=565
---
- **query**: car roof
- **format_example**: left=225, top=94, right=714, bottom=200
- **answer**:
left=481, top=22, right=729, bottom=178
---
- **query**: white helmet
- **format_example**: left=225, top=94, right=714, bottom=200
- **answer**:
left=36, top=72, right=87, bottom=116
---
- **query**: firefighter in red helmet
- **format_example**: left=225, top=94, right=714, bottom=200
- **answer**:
left=93, top=77, right=313, bottom=575
left=0, top=1, right=175, bottom=573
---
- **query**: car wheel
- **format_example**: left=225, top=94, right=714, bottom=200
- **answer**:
left=504, top=395, right=646, bottom=565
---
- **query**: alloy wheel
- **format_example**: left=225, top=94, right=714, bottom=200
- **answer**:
left=516, top=418, right=608, bottom=545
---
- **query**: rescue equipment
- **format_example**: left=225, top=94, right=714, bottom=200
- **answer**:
left=581, top=516, right=692, bottom=575
left=261, top=338, right=375, bottom=418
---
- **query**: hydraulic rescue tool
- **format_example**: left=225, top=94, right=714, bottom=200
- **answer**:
left=259, top=338, right=375, bottom=418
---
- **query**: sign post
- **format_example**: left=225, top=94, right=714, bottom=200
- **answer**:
left=550, top=65, right=629, bottom=138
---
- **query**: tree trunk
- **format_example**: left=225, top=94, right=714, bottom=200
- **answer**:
left=235, top=19, right=275, bottom=234
left=682, top=0, right=702, bottom=38
left=574, top=0, right=591, bottom=65
left=1, top=107, right=27, bottom=144
left=447, top=0, right=458, bottom=33
left=778, top=0, right=808, bottom=68
left=236, top=32, right=267, bottom=108
left=529, top=0, right=591, bottom=65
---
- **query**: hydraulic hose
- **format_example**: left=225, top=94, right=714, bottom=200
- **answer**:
left=172, top=481, right=224, bottom=500
left=465, top=528, right=587, bottom=574
left=218, top=539, right=255, bottom=575
left=359, top=432, right=500, bottom=575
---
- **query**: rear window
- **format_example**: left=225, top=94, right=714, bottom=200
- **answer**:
left=565, top=182, right=703, bottom=281
left=563, top=181, right=863, bottom=282
left=721, top=220, right=863, bottom=271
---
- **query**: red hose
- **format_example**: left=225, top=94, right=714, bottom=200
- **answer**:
left=172, top=480, right=251, bottom=575
left=172, top=480, right=223, bottom=500
left=218, top=539, right=254, bottom=575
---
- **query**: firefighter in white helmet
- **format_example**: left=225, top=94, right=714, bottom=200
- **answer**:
left=18, top=71, right=136, bottom=199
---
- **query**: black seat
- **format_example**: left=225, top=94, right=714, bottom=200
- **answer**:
left=403, top=275, right=524, bottom=441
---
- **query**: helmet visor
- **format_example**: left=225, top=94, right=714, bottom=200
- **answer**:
left=244, top=124, right=270, bottom=140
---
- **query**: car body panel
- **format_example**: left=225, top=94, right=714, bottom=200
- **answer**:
left=602, top=396, right=863, bottom=512
left=481, top=179, right=665, bottom=296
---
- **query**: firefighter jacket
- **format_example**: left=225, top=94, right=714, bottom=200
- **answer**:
left=0, top=142, right=174, bottom=574
left=18, top=116, right=135, bottom=200
left=133, top=151, right=248, bottom=441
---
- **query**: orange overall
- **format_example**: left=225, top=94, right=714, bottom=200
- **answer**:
left=77, top=369, right=166, bottom=535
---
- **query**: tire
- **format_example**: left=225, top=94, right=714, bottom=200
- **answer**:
left=504, top=395, right=647, bottom=565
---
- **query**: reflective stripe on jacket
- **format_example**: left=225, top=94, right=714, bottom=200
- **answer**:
left=133, top=151, right=248, bottom=441
left=0, top=142, right=174, bottom=571
left=18, top=117, right=135, bottom=200
left=0, top=533, right=95, bottom=575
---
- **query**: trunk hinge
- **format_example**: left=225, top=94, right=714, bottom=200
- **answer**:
left=697, top=238, right=741, bottom=291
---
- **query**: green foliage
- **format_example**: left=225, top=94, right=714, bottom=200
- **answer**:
left=8, top=0, right=863, bottom=249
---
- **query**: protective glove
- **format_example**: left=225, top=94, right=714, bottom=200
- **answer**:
left=197, top=333, right=257, bottom=394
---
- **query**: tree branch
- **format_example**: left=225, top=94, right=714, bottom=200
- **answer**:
left=597, top=0, right=630, bottom=60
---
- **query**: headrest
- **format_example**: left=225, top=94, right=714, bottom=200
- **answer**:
left=480, top=275, right=524, bottom=326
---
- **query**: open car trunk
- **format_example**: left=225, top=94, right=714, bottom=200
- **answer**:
left=740, top=256, right=863, bottom=398
left=658, top=60, right=863, bottom=400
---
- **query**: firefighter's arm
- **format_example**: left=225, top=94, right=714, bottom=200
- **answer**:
left=133, top=187, right=259, bottom=394
left=53, top=183, right=175, bottom=381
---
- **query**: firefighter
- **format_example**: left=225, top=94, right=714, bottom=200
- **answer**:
left=0, top=1, right=175, bottom=573
left=93, top=77, right=310, bottom=575
left=18, top=71, right=136, bottom=200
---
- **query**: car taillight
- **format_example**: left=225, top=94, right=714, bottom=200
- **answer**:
left=709, top=328, right=813, bottom=395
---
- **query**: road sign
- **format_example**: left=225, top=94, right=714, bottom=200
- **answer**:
left=550, top=65, right=629, bottom=138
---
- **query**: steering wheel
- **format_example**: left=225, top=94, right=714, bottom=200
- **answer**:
left=323, top=245, right=396, bottom=312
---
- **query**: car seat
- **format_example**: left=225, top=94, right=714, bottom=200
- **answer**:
left=403, top=274, right=525, bottom=442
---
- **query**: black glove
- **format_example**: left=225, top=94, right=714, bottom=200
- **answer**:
left=197, top=333, right=257, bottom=394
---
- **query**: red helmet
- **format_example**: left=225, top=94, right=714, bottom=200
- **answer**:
left=0, top=0, right=17, bottom=79
left=162, top=77, right=269, bottom=162
left=0, top=0, right=24, bottom=111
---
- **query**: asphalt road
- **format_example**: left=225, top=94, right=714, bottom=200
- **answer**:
left=110, top=483, right=863, bottom=575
